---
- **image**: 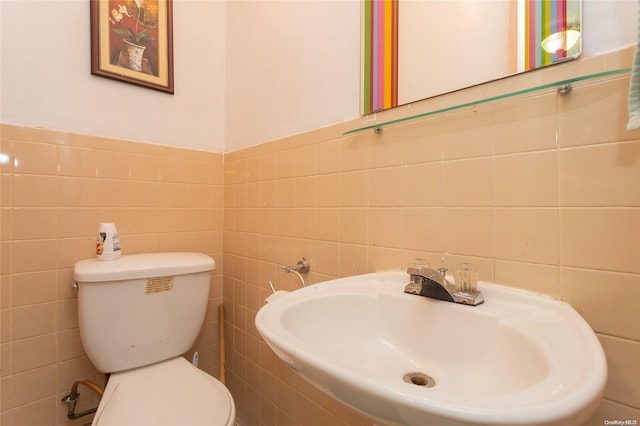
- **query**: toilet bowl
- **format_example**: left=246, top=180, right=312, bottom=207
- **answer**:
left=73, top=252, right=235, bottom=426
left=93, top=357, right=234, bottom=426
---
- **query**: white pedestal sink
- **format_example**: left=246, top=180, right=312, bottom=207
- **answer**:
left=255, top=271, right=607, bottom=426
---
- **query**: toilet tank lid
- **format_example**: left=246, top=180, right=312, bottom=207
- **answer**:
left=73, top=252, right=215, bottom=282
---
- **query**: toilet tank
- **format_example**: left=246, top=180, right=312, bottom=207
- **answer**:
left=73, top=252, right=215, bottom=373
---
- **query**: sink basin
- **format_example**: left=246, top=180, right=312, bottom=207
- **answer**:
left=255, top=271, right=607, bottom=426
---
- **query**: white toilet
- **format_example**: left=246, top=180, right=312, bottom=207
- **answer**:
left=73, top=252, right=235, bottom=426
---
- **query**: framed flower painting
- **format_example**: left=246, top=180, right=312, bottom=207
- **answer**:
left=90, top=0, right=174, bottom=93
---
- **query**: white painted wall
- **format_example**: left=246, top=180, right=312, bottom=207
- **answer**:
left=583, top=0, right=637, bottom=56
left=0, top=0, right=226, bottom=152
left=1, top=0, right=637, bottom=153
left=224, top=0, right=360, bottom=152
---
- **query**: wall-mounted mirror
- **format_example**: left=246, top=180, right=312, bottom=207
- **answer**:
left=361, top=0, right=581, bottom=115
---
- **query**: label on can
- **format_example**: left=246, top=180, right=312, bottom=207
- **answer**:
left=96, top=232, right=106, bottom=255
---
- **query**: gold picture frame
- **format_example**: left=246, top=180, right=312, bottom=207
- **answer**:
left=90, top=0, right=174, bottom=93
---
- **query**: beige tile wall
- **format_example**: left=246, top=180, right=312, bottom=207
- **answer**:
left=0, top=126, right=225, bottom=425
left=223, top=48, right=640, bottom=425
left=1, top=49, right=639, bottom=426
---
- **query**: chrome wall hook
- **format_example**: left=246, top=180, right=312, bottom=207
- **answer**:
left=282, top=258, right=310, bottom=288
left=267, top=258, right=311, bottom=294
left=283, top=258, right=310, bottom=274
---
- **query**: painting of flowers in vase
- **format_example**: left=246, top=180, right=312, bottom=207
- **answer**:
left=91, top=0, right=174, bottom=93
left=109, top=0, right=158, bottom=74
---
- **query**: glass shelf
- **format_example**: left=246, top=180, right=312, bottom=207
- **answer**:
left=344, top=68, right=631, bottom=136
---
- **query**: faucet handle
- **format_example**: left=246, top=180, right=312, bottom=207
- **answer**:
left=438, top=267, right=447, bottom=277
left=454, top=263, right=479, bottom=294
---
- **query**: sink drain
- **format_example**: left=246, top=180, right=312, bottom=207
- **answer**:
left=403, top=372, right=436, bottom=388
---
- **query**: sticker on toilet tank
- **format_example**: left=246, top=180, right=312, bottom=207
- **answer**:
left=145, top=276, right=174, bottom=294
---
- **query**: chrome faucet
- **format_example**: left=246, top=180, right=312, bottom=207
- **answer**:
left=404, top=265, right=484, bottom=306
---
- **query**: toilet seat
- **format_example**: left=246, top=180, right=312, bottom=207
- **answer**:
left=93, top=356, right=235, bottom=426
